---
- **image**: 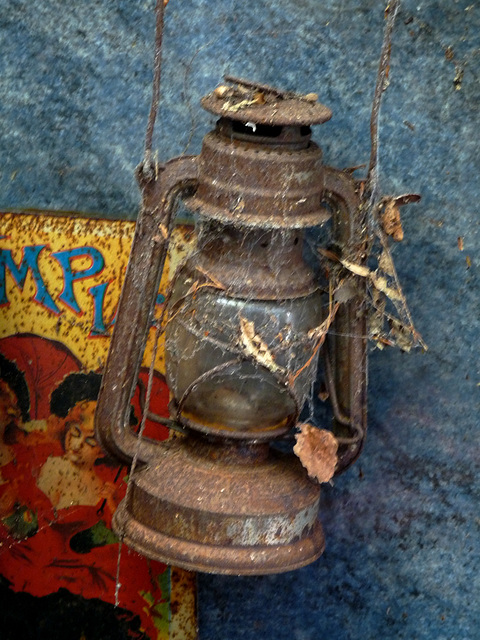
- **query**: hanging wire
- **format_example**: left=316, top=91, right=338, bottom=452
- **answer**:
left=143, top=0, right=167, bottom=170
left=363, top=0, right=401, bottom=215
left=115, top=0, right=168, bottom=608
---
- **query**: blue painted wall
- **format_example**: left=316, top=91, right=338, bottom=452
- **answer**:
left=1, top=1, right=478, bottom=638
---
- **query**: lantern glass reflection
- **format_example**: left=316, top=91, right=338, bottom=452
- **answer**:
left=165, top=220, right=326, bottom=439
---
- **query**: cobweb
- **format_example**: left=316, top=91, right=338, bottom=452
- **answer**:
left=115, top=0, right=425, bottom=605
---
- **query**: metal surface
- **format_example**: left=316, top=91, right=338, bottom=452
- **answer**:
left=0, top=210, right=185, bottom=639
left=95, top=155, right=198, bottom=465
left=323, top=168, right=368, bottom=473
left=193, top=223, right=319, bottom=299
left=202, top=77, right=332, bottom=126
left=112, top=437, right=325, bottom=575
left=95, top=81, right=368, bottom=576
left=185, top=126, right=331, bottom=229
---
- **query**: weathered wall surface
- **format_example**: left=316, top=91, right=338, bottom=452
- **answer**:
left=1, top=1, right=478, bottom=638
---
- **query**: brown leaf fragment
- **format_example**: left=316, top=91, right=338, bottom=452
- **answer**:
left=253, top=91, right=266, bottom=105
left=293, top=424, right=338, bottom=483
left=382, top=200, right=404, bottom=241
left=371, top=272, right=402, bottom=301
left=239, top=317, right=281, bottom=373
left=389, top=319, right=414, bottom=352
left=317, top=387, right=330, bottom=402
left=458, top=236, right=464, bottom=251
left=213, top=85, right=233, bottom=99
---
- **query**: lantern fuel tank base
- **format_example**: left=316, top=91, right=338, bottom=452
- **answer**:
left=112, top=437, right=325, bottom=575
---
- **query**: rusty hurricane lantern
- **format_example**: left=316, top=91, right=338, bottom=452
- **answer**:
left=95, top=78, right=367, bottom=575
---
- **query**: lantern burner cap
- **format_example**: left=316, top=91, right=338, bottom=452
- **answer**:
left=202, top=76, right=332, bottom=127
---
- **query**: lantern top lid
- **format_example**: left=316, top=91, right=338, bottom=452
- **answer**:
left=201, top=76, right=332, bottom=127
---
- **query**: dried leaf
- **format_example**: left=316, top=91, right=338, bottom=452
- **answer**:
left=389, top=319, right=414, bottom=352
left=368, top=287, right=387, bottom=341
left=318, top=196, right=426, bottom=351
left=293, top=423, right=338, bottom=483
left=223, top=91, right=265, bottom=113
left=382, top=200, right=404, bottom=241
left=253, top=91, right=265, bottom=104
left=331, top=255, right=402, bottom=304
left=339, top=259, right=371, bottom=278
left=213, top=85, right=232, bottom=99
left=239, top=317, right=281, bottom=373
left=371, top=271, right=402, bottom=301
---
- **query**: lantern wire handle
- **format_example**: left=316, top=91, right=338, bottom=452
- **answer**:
left=363, top=0, right=400, bottom=215
left=116, top=312, right=164, bottom=606
left=115, top=0, right=170, bottom=607
left=143, top=0, right=167, bottom=171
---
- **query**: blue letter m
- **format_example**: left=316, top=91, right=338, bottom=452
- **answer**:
left=0, top=246, right=60, bottom=314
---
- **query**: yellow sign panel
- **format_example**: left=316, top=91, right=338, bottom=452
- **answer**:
left=0, top=212, right=195, bottom=370
left=0, top=210, right=196, bottom=640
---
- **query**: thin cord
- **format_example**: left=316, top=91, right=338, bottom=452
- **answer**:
left=144, top=0, right=166, bottom=167
left=115, top=2, right=168, bottom=605
left=364, top=0, right=401, bottom=211
left=115, top=320, right=163, bottom=606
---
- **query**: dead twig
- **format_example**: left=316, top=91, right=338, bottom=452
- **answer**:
left=292, top=298, right=340, bottom=383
